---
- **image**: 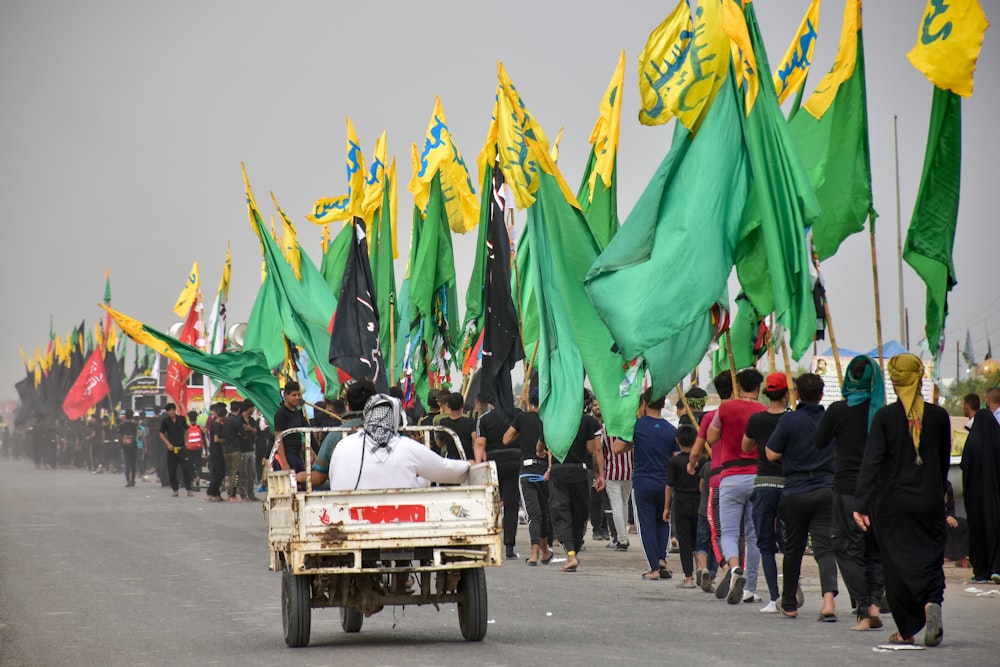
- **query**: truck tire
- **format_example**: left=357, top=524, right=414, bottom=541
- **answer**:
left=340, top=607, right=364, bottom=633
left=457, top=567, right=487, bottom=641
left=282, top=570, right=311, bottom=647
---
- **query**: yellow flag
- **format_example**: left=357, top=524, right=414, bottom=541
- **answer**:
left=772, top=0, right=821, bottom=105
left=723, top=0, right=760, bottom=115
left=321, top=224, right=330, bottom=254
left=219, top=243, right=232, bottom=301
left=105, top=319, right=118, bottom=352
left=271, top=192, right=301, bottom=280
left=907, top=0, right=989, bottom=97
left=549, top=127, right=565, bottom=163
left=804, top=0, right=860, bottom=119
left=173, top=261, right=199, bottom=317
left=495, top=64, right=577, bottom=209
left=361, top=130, right=387, bottom=223
left=307, top=195, right=350, bottom=225
left=19, top=347, right=28, bottom=369
left=345, top=117, right=366, bottom=219
left=638, top=0, right=729, bottom=131
left=410, top=96, right=480, bottom=233
left=588, top=50, right=625, bottom=198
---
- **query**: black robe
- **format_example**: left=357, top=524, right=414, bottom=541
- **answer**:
left=961, top=409, right=1000, bottom=579
left=855, top=401, right=950, bottom=640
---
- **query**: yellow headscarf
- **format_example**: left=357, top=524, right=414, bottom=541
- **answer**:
left=888, top=353, right=924, bottom=461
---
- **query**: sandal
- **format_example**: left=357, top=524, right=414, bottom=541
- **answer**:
left=924, top=602, right=943, bottom=647
left=540, top=550, right=554, bottom=565
left=778, top=604, right=798, bottom=619
left=888, top=632, right=915, bottom=645
left=641, top=572, right=661, bottom=580
left=676, top=580, right=697, bottom=588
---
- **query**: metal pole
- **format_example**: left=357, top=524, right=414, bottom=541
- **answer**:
left=894, top=115, right=906, bottom=345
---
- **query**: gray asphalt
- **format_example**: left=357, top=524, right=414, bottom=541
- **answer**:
left=1, top=459, right=997, bottom=667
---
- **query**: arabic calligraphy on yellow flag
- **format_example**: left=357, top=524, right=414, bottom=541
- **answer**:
left=804, top=0, right=860, bottom=120
left=907, top=0, right=989, bottom=97
left=588, top=50, right=625, bottom=197
left=409, top=97, right=479, bottom=233
left=172, top=261, right=199, bottom=318
left=722, top=0, right=759, bottom=115
left=637, top=0, right=728, bottom=132
left=772, top=0, right=821, bottom=106
left=361, top=130, right=387, bottom=223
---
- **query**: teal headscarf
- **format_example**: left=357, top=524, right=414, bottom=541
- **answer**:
left=841, top=355, right=886, bottom=429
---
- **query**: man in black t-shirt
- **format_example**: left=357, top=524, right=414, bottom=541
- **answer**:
left=274, top=381, right=309, bottom=473
left=118, top=409, right=140, bottom=487
left=205, top=403, right=228, bottom=501
left=545, top=390, right=605, bottom=572
left=159, top=403, right=192, bottom=496
left=504, top=389, right=551, bottom=565
left=475, top=393, right=519, bottom=558
left=665, top=424, right=704, bottom=586
left=437, top=393, right=476, bottom=460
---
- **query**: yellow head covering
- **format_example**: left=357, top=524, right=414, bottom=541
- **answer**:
left=887, top=353, right=924, bottom=461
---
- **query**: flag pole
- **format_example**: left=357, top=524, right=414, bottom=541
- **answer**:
left=724, top=330, right=738, bottom=395
left=893, top=115, right=906, bottom=346
left=780, top=334, right=798, bottom=409
left=869, top=220, right=886, bottom=369
left=520, top=341, right=539, bottom=406
left=822, top=296, right=844, bottom=387
left=675, top=384, right=698, bottom=426
left=389, top=298, right=396, bottom=386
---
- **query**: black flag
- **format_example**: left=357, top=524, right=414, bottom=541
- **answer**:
left=480, top=163, right=523, bottom=421
left=329, top=218, right=389, bottom=393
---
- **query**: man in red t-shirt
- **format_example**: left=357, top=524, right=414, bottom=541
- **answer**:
left=705, top=368, right=765, bottom=605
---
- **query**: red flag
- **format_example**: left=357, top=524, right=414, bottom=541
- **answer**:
left=62, top=347, right=110, bottom=420
left=165, top=299, right=200, bottom=411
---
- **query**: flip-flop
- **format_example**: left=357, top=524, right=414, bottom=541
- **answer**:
left=869, top=615, right=884, bottom=630
left=817, top=613, right=838, bottom=622
left=888, top=631, right=915, bottom=645
left=641, top=572, right=661, bottom=580
left=540, top=551, right=554, bottom=565
left=924, top=602, right=943, bottom=647
left=778, top=604, right=798, bottom=619
left=525, top=558, right=538, bottom=566
left=676, top=581, right=697, bottom=588
left=659, top=567, right=673, bottom=579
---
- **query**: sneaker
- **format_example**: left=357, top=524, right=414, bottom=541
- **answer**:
left=726, top=567, right=746, bottom=605
left=592, top=532, right=609, bottom=541
left=256, top=486, right=267, bottom=493
left=760, top=600, right=779, bottom=613
left=992, top=573, right=1000, bottom=585
left=605, top=540, right=619, bottom=549
left=505, top=547, right=518, bottom=560
left=743, top=591, right=762, bottom=603
left=702, top=572, right=716, bottom=593
left=615, top=541, right=629, bottom=552
left=715, top=567, right=733, bottom=600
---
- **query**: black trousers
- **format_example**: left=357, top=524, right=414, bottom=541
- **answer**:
left=206, top=449, right=226, bottom=497
left=831, top=491, right=883, bottom=617
left=121, top=446, right=137, bottom=485
left=166, top=447, right=193, bottom=492
left=519, top=468, right=551, bottom=545
left=549, top=464, right=590, bottom=554
left=673, top=494, right=701, bottom=577
left=488, top=450, right=522, bottom=548
left=780, top=486, right=838, bottom=610
left=589, top=470, right=611, bottom=538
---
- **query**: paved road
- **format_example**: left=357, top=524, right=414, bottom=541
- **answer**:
left=1, top=460, right=997, bottom=666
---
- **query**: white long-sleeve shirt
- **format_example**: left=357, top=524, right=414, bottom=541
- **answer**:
left=328, top=431, right=470, bottom=491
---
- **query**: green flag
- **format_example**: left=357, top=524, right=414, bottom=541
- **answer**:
left=713, top=293, right=764, bottom=377
left=512, top=230, right=538, bottom=368
left=904, top=86, right=961, bottom=358
left=403, top=174, right=460, bottom=408
left=586, top=67, right=750, bottom=400
left=730, top=1, right=821, bottom=360
left=788, top=0, right=875, bottom=261
left=244, top=275, right=285, bottom=369
left=370, top=161, right=399, bottom=385
left=459, top=168, right=492, bottom=372
left=103, top=305, right=281, bottom=426
left=320, top=223, right=353, bottom=298
left=243, top=167, right=341, bottom=395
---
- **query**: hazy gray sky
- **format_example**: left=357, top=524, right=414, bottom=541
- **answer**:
left=1, top=0, right=996, bottom=400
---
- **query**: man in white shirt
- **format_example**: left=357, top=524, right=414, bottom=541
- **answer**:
left=328, top=395, right=470, bottom=491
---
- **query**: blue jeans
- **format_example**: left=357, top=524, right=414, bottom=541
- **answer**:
left=751, top=485, right=784, bottom=602
left=719, top=474, right=759, bottom=593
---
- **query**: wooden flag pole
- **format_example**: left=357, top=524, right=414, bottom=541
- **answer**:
left=725, top=330, right=739, bottom=395
left=822, top=296, right=845, bottom=387
left=781, top=335, right=798, bottom=409
left=767, top=314, right=777, bottom=373
left=389, top=299, right=396, bottom=386
left=869, top=223, right=886, bottom=369
left=676, top=383, right=699, bottom=426
left=303, top=400, right=338, bottom=419
left=521, top=341, right=539, bottom=406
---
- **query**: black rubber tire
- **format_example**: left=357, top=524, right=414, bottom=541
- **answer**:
left=282, top=571, right=312, bottom=647
left=340, top=607, right=364, bottom=633
left=457, top=567, right=488, bottom=641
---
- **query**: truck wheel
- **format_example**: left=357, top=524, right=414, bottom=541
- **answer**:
left=457, top=567, right=488, bottom=641
left=282, top=570, right=312, bottom=647
left=340, top=607, right=364, bottom=633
